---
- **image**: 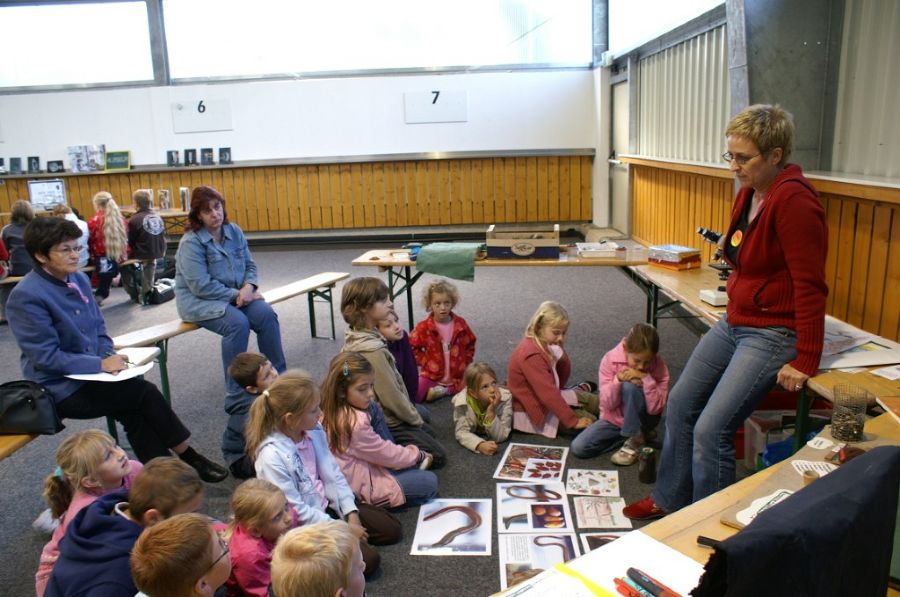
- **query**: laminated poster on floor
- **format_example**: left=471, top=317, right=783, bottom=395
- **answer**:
left=410, top=498, right=492, bottom=556
left=565, top=469, right=620, bottom=497
left=496, top=482, right=574, bottom=534
left=573, top=497, right=633, bottom=529
left=579, top=531, right=629, bottom=553
left=499, top=532, right=580, bottom=590
left=493, top=443, right=569, bottom=483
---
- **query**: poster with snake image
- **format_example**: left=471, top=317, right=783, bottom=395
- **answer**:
left=496, top=482, right=574, bottom=534
left=411, top=499, right=493, bottom=556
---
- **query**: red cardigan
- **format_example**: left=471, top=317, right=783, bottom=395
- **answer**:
left=409, top=312, right=476, bottom=390
left=507, top=337, right=577, bottom=429
left=723, top=164, right=828, bottom=376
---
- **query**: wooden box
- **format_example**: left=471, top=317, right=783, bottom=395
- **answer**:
left=486, top=224, right=560, bottom=259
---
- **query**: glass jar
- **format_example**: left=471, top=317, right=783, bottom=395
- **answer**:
left=830, top=383, right=869, bottom=442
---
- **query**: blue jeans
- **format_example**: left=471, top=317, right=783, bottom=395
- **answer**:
left=652, top=317, right=796, bottom=512
left=571, top=382, right=654, bottom=458
left=197, top=299, right=286, bottom=399
left=391, top=467, right=438, bottom=508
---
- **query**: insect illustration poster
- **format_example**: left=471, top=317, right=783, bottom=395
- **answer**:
left=493, top=443, right=569, bottom=482
left=411, top=499, right=492, bottom=556
left=496, top=482, right=574, bottom=534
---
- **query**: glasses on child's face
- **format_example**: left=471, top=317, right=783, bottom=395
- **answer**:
left=721, top=151, right=761, bottom=166
left=205, top=534, right=230, bottom=573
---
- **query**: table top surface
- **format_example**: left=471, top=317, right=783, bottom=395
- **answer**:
left=641, top=413, right=900, bottom=564
left=628, top=263, right=727, bottom=325
left=119, top=208, right=188, bottom=217
left=352, top=248, right=649, bottom=268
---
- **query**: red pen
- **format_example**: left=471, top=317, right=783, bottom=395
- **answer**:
left=614, top=576, right=644, bottom=597
left=626, top=567, right=683, bottom=597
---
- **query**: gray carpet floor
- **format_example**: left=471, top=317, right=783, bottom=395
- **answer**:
left=0, top=242, right=718, bottom=597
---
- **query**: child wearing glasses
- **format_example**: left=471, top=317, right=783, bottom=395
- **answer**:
left=452, top=362, right=513, bottom=455
left=131, top=513, right=232, bottom=597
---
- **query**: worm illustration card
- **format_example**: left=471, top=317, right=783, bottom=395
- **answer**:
left=411, top=499, right=493, bottom=556
left=499, top=532, right=580, bottom=590
left=496, top=482, right=574, bottom=534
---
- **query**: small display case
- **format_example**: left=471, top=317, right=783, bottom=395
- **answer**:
left=485, top=224, right=560, bottom=259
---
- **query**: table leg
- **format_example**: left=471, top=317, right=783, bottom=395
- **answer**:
left=307, top=285, right=337, bottom=340
left=385, top=265, right=423, bottom=330
left=157, top=339, right=171, bottom=404
left=793, top=387, right=811, bottom=453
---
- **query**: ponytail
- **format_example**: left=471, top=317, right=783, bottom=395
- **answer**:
left=245, top=371, right=318, bottom=461
left=43, top=472, right=74, bottom=519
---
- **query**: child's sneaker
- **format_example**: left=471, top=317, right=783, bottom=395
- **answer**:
left=611, top=437, right=643, bottom=466
left=32, top=507, right=59, bottom=535
left=425, top=385, right=450, bottom=403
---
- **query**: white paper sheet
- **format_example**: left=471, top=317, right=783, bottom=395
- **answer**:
left=573, top=497, right=632, bottom=529
left=410, top=499, right=492, bottom=556
left=66, top=362, right=154, bottom=382
left=565, top=469, right=620, bottom=497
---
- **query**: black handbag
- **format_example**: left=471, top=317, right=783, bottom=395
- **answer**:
left=149, top=278, right=175, bottom=304
left=0, top=380, right=64, bottom=435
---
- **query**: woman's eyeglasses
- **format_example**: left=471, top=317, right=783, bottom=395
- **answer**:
left=721, top=152, right=760, bottom=166
left=205, top=534, right=230, bottom=572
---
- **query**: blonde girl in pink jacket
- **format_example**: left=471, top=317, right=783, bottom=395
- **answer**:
left=321, top=352, right=438, bottom=509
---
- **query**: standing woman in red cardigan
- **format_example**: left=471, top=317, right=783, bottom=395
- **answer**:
left=625, top=104, right=828, bottom=520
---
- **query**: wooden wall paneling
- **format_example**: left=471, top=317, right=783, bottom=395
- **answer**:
left=514, top=157, right=527, bottom=222
left=536, top=158, right=549, bottom=221
left=482, top=158, right=495, bottom=224
left=342, top=164, right=357, bottom=228
left=862, top=203, right=891, bottom=333
left=382, top=163, right=398, bottom=227
left=251, top=168, right=266, bottom=231
left=580, top=156, right=592, bottom=220
left=847, top=201, right=874, bottom=328
left=568, top=156, right=581, bottom=222
left=219, top=168, right=238, bottom=229
left=438, top=160, right=451, bottom=225
left=525, top=157, right=538, bottom=221
left=412, top=161, right=426, bottom=226
left=470, top=159, right=484, bottom=223
left=558, top=158, right=571, bottom=222
left=369, top=162, right=384, bottom=228
left=499, top=158, right=513, bottom=222
left=272, top=167, right=289, bottom=230
left=546, top=157, right=559, bottom=222
left=881, top=207, right=900, bottom=340
left=308, top=167, right=323, bottom=229
left=282, top=167, right=299, bottom=231
left=832, top=199, right=859, bottom=321
left=459, top=160, right=472, bottom=224
left=822, top=196, right=842, bottom=315
left=322, top=164, right=337, bottom=229
left=449, top=160, right=463, bottom=224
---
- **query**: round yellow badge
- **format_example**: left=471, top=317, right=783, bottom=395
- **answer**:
left=730, top=230, right=743, bottom=247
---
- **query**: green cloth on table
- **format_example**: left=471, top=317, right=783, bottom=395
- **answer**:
left=415, top=242, right=482, bottom=282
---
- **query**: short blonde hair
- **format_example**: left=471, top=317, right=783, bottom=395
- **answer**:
left=131, top=513, right=216, bottom=597
left=133, top=189, right=152, bottom=210
left=271, top=520, right=357, bottom=597
left=340, top=277, right=389, bottom=330
left=525, top=301, right=569, bottom=354
left=726, top=104, right=795, bottom=165
left=422, top=279, right=459, bottom=311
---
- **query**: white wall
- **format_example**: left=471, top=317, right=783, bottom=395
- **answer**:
left=0, top=70, right=597, bottom=166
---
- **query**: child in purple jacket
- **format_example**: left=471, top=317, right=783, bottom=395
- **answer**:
left=377, top=310, right=418, bottom=401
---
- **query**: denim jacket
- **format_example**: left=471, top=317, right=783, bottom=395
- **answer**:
left=174, top=223, right=258, bottom=322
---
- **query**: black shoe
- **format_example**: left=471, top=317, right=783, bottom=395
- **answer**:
left=179, top=447, right=229, bottom=483
left=229, top=456, right=256, bottom=480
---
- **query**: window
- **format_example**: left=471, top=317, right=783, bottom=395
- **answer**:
left=163, top=0, right=592, bottom=80
left=608, top=0, right=724, bottom=56
left=0, top=1, right=153, bottom=89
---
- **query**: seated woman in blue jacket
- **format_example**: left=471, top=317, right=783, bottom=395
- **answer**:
left=174, top=186, right=286, bottom=406
left=7, top=217, right=226, bottom=482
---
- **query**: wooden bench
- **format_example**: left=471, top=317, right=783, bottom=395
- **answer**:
left=0, top=271, right=350, bottom=461
left=112, top=271, right=350, bottom=402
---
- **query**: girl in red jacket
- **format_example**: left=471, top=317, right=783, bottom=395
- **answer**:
left=507, top=301, right=598, bottom=439
left=409, top=279, right=477, bottom=403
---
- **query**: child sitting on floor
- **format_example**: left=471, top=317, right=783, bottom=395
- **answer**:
left=131, top=513, right=232, bottom=597
left=245, top=370, right=402, bottom=577
left=571, top=323, right=669, bottom=464
left=35, top=430, right=143, bottom=597
left=224, top=352, right=280, bottom=479
left=507, top=301, right=598, bottom=438
left=376, top=309, right=418, bottom=401
left=341, top=277, right=446, bottom=467
left=452, top=362, right=513, bottom=456
left=321, top=352, right=438, bottom=509
left=270, top=520, right=366, bottom=597
left=223, top=479, right=297, bottom=597
left=409, top=279, right=477, bottom=403
left=47, top=457, right=205, bottom=597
